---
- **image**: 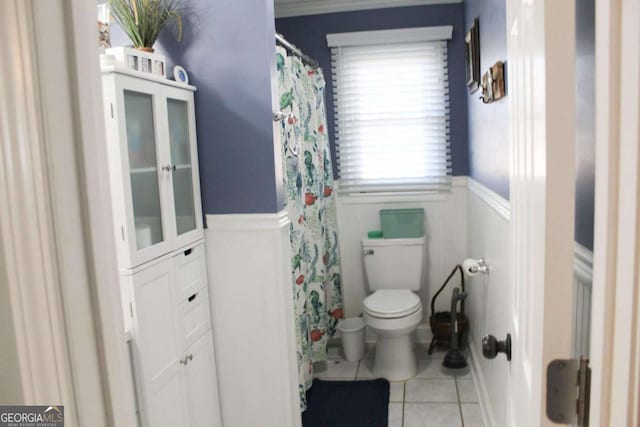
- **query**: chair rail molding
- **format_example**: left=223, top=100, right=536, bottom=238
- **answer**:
left=467, top=178, right=511, bottom=221
left=206, top=210, right=290, bottom=230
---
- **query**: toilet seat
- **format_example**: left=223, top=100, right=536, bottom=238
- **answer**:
left=363, top=290, right=421, bottom=319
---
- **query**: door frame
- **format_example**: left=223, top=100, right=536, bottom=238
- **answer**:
left=589, top=0, right=640, bottom=425
left=0, top=1, right=136, bottom=425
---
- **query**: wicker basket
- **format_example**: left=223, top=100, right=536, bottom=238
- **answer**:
left=429, top=311, right=469, bottom=353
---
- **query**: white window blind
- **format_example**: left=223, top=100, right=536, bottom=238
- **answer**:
left=329, top=27, right=452, bottom=193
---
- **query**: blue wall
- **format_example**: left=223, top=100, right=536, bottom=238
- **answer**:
left=108, top=0, right=594, bottom=244
left=464, top=0, right=509, bottom=200
left=151, top=0, right=283, bottom=214
left=276, top=4, right=469, bottom=177
left=464, top=0, right=595, bottom=249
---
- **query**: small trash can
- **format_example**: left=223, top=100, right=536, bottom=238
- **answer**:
left=337, top=317, right=366, bottom=362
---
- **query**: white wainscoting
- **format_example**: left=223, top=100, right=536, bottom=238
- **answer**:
left=205, top=211, right=301, bottom=427
left=465, top=178, right=594, bottom=427
left=335, top=177, right=469, bottom=340
left=201, top=180, right=593, bottom=427
left=466, top=179, right=511, bottom=427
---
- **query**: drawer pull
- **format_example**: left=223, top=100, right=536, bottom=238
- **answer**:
left=179, top=354, right=194, bottom=366
left=184, top=248, right=193, bottom=256
left=188, top=293, right=197, bottom=303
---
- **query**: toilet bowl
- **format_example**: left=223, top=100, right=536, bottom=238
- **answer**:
left=361, top=237, right=426, bottom=381
left=363, top=289, right=423, bottom=380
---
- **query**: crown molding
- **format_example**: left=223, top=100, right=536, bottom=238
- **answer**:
left=275, top=0, right=463, bottom=19
left=327, top=25, right=453, bottom=46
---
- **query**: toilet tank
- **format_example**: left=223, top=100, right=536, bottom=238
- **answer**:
left=362, top=236, right=426, bottom=291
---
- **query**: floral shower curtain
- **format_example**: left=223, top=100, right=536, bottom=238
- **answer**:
left=276, top=46, right=344, bottom=411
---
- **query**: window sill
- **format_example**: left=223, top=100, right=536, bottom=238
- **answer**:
left=337, top=191, right=448, bottom=204
left=334, top=177, right=466, bottom=204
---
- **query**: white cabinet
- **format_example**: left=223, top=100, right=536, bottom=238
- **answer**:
left=102, top=68, right=204, bottom=269
left=128, top=258, right=190, bottom=427
left=102, top=67, right=220, bottom=427
left=184, top=333, right=222, bottom=427
left=126, top=243, right=221, bottom=427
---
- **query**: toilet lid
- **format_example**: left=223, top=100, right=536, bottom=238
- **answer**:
left=363, top=290, right=421, bottom=318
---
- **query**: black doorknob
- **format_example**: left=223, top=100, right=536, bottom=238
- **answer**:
left=482, top=334, right=511, bottom=361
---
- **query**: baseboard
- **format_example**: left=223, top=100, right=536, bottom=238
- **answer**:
left=467, top=336, right=498, bottom=427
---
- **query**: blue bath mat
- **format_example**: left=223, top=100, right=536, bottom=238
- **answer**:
left=302, top=378, right=390, bottom=427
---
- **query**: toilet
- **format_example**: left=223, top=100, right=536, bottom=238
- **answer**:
left=361, top=236, right=425, bottom=381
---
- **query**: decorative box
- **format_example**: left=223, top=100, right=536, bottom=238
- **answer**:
left=105, top=47, right=166, bottom=78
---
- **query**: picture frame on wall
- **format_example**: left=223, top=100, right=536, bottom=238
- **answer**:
left=465, top=18, right=481, bottom=93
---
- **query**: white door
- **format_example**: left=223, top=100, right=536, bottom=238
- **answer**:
left=505, top=1, right=577, bottom=426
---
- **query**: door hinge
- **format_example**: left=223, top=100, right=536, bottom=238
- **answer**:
left=547, top=357, right=591, bottom=426
left=129, top=302, right=134, bottom=318
left=110, top=103, right=114, bottom=118
left=121, top=226, right=125, bottom=241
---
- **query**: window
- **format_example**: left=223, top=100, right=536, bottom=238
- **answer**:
left=328, top=27, right=452, bottom=193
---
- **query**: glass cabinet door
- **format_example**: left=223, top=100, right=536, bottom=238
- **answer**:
left=123, top=90, right=165, bottom=250
left=166, top=98, right=197, bottom=235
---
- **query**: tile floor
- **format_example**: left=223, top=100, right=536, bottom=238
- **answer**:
left=313, top=344, right=485, bottom=427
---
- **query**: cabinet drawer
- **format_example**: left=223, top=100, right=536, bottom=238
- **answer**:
left=179, top=288, right=211, bottom=349
left=174, top=243, right=207, bottom=303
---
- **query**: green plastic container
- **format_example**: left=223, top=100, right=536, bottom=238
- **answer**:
left=367, top=230, right=383, bottom=238
left=380, top=208, right=425, bottom=238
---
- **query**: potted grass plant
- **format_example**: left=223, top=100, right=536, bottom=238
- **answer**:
left=109, top=0, right=183, bottom=52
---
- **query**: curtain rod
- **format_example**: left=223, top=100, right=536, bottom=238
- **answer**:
left=276, top=33, right=320, bottom=69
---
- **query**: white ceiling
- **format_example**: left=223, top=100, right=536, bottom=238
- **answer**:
left=274, top=0, right=463, bottom=18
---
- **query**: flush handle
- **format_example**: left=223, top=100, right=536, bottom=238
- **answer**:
left=482, top=333, right=511, bottom=361
left=362, top=249, right=374, bottom=256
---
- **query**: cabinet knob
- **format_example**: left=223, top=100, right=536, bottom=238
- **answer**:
left=187, top=354, right=193, bottom=361
left=162, top=164, right=176, bottom=172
